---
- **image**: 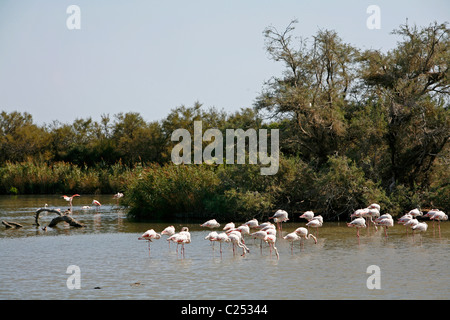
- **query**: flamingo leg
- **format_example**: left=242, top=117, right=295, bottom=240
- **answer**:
left=438, top=221, right=441, bottom=238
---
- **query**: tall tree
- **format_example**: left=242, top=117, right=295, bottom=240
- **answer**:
left=256, top=20, right=358, bottom=165
left=360, top=21, right=450, bottom=190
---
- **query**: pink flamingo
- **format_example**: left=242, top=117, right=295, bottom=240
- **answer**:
left=112, top=192, right=123, bottom=205
left=216, top=232, right=230, bottom=257
left=228, top=231, right=250, bottom=256
left=375, top=214, right=394, bottom=238
left=347, top=217, right=367, bottom=239
left=92, top=199, right=101, bottom=210
left=200, top=219, right=220, bottom=228
left=412, top=222, right=428, bottom=243
left=269, top=209, right=289, bottom=234
left=250, top=230, right=268, bottom=254
left=404, top=218, right=419, bottom=234
left=223, top=222, right=235, bottom=231
left=138, top=229, right=161, bottom=256
left=283, top=232, right=302, bottom=254
left=177, top=227, right=191, bottom=258
left=205, top=231, right=219, bottom=249
left=398, top=214, right=413, bottom=235
left=161, top=226, right=175, bottom=248
left=306, top=216, right=323, bottom=237
left=161, top=225, right=175, bottom=236
left=408, top=208, right=423, bottom=218
left=294, top=227, right=318, bottom=245
left=428, top=210, right=447, bottom=237
left=167, top=227, right=191, bottom=257
left=299, top=211, right=315, bottom=222
left=226, top=225, right=250, bottom=244
left=255, top=222, right=273, bottom=230
left=264, top=234, right=279, bottom=259
left=243, top=218, right=259, bottom=229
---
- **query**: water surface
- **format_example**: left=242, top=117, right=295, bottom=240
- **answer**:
left=0, top=195, right=448, bottom=300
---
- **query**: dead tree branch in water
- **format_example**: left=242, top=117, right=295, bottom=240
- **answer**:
left=34, top=208, right=85, bottom=228
left=34, top=208, right=62, bottom=227
left=2, top=220, right=23, bottom=229
left=48, top=215, right=85, bottom=228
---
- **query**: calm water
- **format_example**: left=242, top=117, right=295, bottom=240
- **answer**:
left=0, top=195, right=448, bottom=300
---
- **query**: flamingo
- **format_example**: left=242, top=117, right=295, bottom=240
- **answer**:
left=412, top=222, right=428, bottom=243
left=398, top=213, right=412, bottom=225
left=161, top=225, right=176, bottom=248
left=243, top=218, right=259, bottom=229
left=269, top=209, right=289, bottom=233
left=408, top=208, right=423, bottom=218
left=375, top=213, right=392, bottom=223
left=177, top=227, right=191, bottom=257
left=428, top=210, right=447, bottom=237
left=366, top=208, right=380, bottom=231
left=351, top=208, right=377, bottom=232
left=347, top=217, right=367, bottom=238
left=263, top=234, right=279, bottom=259
left=161, top=225, right=175, bottom=236
left=167, top=227, right=190, bottom=257
left=404, top=218, right=419, bottom=233
left=351, top=208, right=369, bottom=219
left=375, top=215, right=394, bottom=238
left=200, top=219, right=220, bottom=228
left=230, top=224, right=250, bottom=236
left=367, top=203, right=381, bottom=211
left=227, top=225, right=250, bottom=244
left=294, top=227, right=318, bottom=245
left=205, top=231, right=219, bottom=249
left=228, top=231, right=250, bottom=256
left=216, top=232, right=230, bottom=256
left=255, top=222, right=273, bottom=230
left=113, top=192, right=123, bottom=205
left=138, top=229, right=161, bottom=256
left=92, top=199, right=101, bottom=209
left=306, top=216, right=323, bottom=237
left=62, top=194, right=80, bottom=208
left=250, top=230, right=268, bottom=254
left=283, top=232, right=302, bottom=254
left=223, top=222, right=235, bottom=231
left=398, top=214, right=413, bottom=235
left=299, top=211, right=315, bottom=221
left=412, top=222, right=428, bottom=234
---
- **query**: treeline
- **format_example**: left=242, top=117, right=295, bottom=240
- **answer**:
left=0, top=21, right=448, bottom=221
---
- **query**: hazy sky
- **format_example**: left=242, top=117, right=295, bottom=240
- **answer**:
left=0, top=0, right=448, bottom=125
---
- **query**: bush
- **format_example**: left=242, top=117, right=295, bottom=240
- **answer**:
left=314, top=155, right=390, bottom=220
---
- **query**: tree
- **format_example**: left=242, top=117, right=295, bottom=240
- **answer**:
left=0, top=111, right=50, bottom=163
left=255, top=20, right=358, bottom=165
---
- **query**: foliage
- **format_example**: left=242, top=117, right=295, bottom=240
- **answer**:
left=0, top=20, right=448, bottom=220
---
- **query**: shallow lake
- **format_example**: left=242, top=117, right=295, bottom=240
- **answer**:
left=0, top=195, right=448, bottom=300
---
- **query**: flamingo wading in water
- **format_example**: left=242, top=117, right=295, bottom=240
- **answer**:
left=347, top=217, right=367, bottom=239
left=62, top=194, right=80, bottom=208
left=269, top=209, right=289, bottom=234
left=138, top=229, right=161, bottom=256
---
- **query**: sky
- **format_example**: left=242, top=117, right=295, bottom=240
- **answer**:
left=0, top=0, right=449, bottom=125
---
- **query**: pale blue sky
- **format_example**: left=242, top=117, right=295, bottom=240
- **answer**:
left=0, top=0, right=448, bottom=125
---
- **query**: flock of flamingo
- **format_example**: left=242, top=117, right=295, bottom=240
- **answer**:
left=138, top=204, right=448, bottom=260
